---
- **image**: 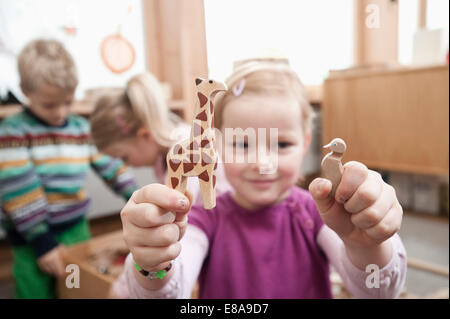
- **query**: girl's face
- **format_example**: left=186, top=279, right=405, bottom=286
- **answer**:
left=221, top=93, right=311, bottom=210
left=101, top=129, right=164, bottom=167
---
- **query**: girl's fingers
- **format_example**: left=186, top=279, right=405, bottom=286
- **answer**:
left=308, top=178, right=334, bottom=214
left=147, top=261, right=173, bottom=272
left=131, top=242, right=182, bottom=270
left=309, top=178, right=355, bottom=238
left=364, top=202, right=403, bottom=243
left=132, top=183, right=190, bottom=213
left=343, top=170, right=383, bottom=214
left=350, top=182, right=395, bottom=229
left=123, top=188, right=193, bottom=230
left=122, top=202, right=175, bottom=228
left=124, top=222, right=180, bottom=248
left=175, top=214, right=189, bottom=240
left=174, top=190, right=194, bottom=223
left=122, top=187, right=194, bottom=258
left=335, top=161, right=368, bottom=204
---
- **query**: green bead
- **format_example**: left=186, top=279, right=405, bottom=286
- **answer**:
left=156, top=270, right=166, bottom=279
left=134, top=261, right=142, bottom=271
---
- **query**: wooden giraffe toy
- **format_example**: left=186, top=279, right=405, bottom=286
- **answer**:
left=166, top=78, right=227, bottom=209
left=321, top=138, right=347, bottom=198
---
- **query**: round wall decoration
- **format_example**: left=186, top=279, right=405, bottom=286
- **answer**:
left=100, top=33, right=135, bottom=74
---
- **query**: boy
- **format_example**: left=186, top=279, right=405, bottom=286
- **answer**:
left=0, top=39, right=138, bottom=298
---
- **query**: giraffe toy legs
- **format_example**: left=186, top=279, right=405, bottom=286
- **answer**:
left=198, top=167, right=216, bottom=209
left=166, top=162, right=188, bottom=195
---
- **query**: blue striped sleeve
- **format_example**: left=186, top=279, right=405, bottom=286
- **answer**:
left=0, top=121, right=58, bottom=257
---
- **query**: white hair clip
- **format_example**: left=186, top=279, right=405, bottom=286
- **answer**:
left=232, top=78, right=246, bottom=96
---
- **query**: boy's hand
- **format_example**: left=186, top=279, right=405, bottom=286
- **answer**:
left=309, top=161, right=403, bottom=249
left=37, top=245, right=66, bottom=278
left=121, top=183, right=192, bottom=272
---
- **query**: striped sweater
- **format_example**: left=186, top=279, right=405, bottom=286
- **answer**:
left=0, top=108, right=137, bottom=257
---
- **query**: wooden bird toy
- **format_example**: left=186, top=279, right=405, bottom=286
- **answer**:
left=321, top=138, right=347, bottom=198
left=166, top=78, right=227, bottom=209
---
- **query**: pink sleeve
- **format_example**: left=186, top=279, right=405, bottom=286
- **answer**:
left=111, top=225, right=209, bottom=299
left=317, top=225, right=407, bottom=299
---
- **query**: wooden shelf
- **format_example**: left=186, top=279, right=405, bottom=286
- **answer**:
left=0, top=99, right=186, bottom=120
left=404, top=210, right=449, bottom=224
left=328, top=63, right=448, bottom=80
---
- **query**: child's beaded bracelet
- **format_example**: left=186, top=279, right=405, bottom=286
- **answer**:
left=134, top=260, right=173, bottom=280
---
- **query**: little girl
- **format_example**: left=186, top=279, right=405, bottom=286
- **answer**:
left=89, top=72, right=232, bottom=205
left=113, top=60, right=407, bottom=298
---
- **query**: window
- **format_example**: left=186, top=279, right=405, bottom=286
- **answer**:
left=398, top=0, right=449, bottom=65
left=427, top=0, right=449, bottom=49
left=398, top=0, right=419, bottom=65
left=204, top=0, right=354, bottom=85
left=0, top=0, right=146, bottom=101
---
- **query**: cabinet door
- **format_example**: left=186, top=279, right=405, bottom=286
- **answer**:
left=323, top=66, right=449, bottom=176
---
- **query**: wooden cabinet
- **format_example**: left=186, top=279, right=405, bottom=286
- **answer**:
left=323, top=65, right=449, bottom=176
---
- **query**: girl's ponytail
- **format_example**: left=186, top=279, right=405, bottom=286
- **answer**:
left=126, top=73, right=181, bottom=147
left=90, top=72, right=182, bottom=150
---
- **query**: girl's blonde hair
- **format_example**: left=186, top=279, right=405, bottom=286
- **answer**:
left=90, top=72, right=182, bottom=150
left=214, top=58, right=313, bottom=135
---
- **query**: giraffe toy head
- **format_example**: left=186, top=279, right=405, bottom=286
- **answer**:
left=195, top=77, right=227, bottom=98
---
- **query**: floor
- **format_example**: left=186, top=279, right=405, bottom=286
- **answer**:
left=397, top=212, right=449, bottom=296
left=0, top=212, right=448, bottom=299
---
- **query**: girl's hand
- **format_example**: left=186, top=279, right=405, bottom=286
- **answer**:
left=309, top=161, right=403, bottom=250
left=121, top=183, right=192, bottom=272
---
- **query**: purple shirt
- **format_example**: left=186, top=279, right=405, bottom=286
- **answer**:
left=188, top=186, right=333, bottom=298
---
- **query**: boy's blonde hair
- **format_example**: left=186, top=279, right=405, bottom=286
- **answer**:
left=214, top=58, right=313, bottom=135
left=18, top=39, right=78, bottom=93
left=90, top=72, right=182, bottom=150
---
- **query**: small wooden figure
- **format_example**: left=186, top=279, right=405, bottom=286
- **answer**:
left=166, top=78, right=227, bottom=209
left=321, top=138, right=347, bottom=198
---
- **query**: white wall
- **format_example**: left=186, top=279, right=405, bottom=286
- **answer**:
left=204, top=0, right=354, bottom=85
left=84, top=166, right=157, bottom=219
left=0, top=0, right=146, bottom=101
